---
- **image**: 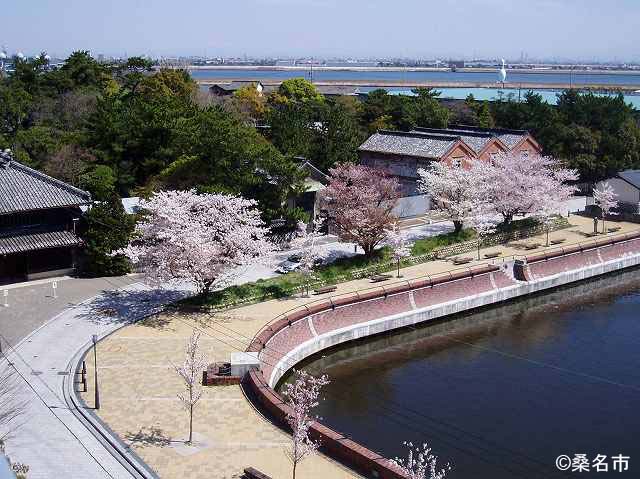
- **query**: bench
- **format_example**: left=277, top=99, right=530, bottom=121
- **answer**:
left=524, top=243, right=540, bottom=251
left=550, top=238, right=566, bottom=245
left=370, top=274, right=392, bottom=283
left=608, top=226, right=621, bottom=233
left=313, top=285, right=337, bottom=295
left=452, top=257, right=473, bottom=265
left=484, top=252, right=501, bottom=259
left=244, top=467, right=272, bottom=479
left=584, top=231, right=599, bottom=237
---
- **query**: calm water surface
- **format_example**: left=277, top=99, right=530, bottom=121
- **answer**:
left=190, top=69, right=640, bottom=87
left=285, top=269, right=640, bottom=478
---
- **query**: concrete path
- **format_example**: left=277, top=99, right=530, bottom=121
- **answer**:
left=1, top=281, right=192, bottom=479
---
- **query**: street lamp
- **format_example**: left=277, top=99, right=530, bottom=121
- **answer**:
left=92, top=334, right=100, bottom=410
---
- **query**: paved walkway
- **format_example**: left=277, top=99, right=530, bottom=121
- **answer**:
left=1, top=281, right=192, bottom=479
left=0, top=275, right=142, bottom=349
left=78, top=215, right=640, bottom=479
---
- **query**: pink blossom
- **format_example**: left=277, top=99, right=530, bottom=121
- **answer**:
left=323, top=164, right=400, bottom=256
left=116, top=189, right=274, bottom=294
left=282, top=369, right=330, bottom=479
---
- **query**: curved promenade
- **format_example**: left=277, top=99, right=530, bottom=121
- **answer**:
left=244, top=230, right=640, bottom=479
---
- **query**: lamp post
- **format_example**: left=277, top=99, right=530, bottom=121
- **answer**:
left=92, top=334, right=100, bottom=410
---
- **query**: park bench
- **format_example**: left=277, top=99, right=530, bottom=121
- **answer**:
left=314, top=285, right=337, bottom=295
left=452, top=256, right=473, bottom=265
left=484, top=251, right=501, bottom=259
left=608, top=226, right=622, bottom=233
left=550, top=238, right=566, bottom=245
left=370, top=273, right=392, bottom=283
left=585, top=231, right=599, bottom=237
left=524, top=243, right=541, bottom=250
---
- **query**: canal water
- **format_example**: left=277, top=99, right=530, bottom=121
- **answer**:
left=288, top=268, right=640, bottom=478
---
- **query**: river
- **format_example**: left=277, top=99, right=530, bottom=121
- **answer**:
left=190, top=68, right=640, bottom=88
left=284, top=268, right=640, bottom=478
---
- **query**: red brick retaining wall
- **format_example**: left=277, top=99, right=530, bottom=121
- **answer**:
left=244, top=231, right=640, bottom=479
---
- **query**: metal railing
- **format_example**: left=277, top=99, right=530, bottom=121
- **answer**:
left=248, top=261, right=497, bottom=346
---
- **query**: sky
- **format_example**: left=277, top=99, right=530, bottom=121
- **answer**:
left=3, top=0, right=640, bottom=61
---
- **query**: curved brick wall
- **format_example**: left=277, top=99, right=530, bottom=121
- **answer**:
left=244, top=231, right=640, bottom=479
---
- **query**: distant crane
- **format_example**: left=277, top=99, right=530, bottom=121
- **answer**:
left=499, top=58, right=507, bottom=89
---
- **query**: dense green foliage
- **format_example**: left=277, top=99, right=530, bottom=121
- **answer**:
left=81, top=195, right=135, bottom=276
left=490, top=90, right=640, bottom=181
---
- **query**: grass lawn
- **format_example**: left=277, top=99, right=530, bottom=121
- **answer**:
left=182, top=229, right=475, bottom=309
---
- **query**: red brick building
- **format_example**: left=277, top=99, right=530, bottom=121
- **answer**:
left=358, top=125, right=541, bottom=197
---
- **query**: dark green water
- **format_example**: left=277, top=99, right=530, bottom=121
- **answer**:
left=295, top=269, right=640, bottom=478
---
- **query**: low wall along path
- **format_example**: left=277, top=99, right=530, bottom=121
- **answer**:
left=244, top=230, right=640, bottom=479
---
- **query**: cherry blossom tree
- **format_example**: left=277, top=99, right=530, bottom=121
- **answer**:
left=468, top=212, right=498, bottom=260
left=469, top=153, right=578, bottom=226
left=417, top=162, right=475, bottom=234
left=173, top=331, right=208, bottom=444
left=593, top=182, right=618, bottom=234
left=385, top=224, right=413, bottom=277
left=116, top=190, right=274, bottom=295
left=282, top=369, right=330, bottom=479
left=390, top=441, right=451, bottom=479
left=290, top=220, right=325, bottom=296
left=323, top=164, right=400, bottom=257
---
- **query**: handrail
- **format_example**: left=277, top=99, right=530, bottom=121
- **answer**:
left=248, top=262, right=497, bottom=348
left=248, top=227, right=640, bottom=349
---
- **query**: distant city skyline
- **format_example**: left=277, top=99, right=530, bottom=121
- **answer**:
left=4, top=0, right=640, bottom=62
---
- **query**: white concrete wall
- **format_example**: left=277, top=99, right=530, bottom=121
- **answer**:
left=597, top=178, right=640, bottom=205
left=391, top=194, right=431, bottom=218
left=267, top=249, right=640, bottom=387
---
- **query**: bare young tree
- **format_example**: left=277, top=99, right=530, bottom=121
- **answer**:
left=390, top=441, right=451, bottom=479
left=0, top=354, right=29, bottom=478
left=173, top=331, right=208, bottom=444
left=290, top=220, right=325, bottom=296
left=0, top=362, right=27, bottom=441
left=282, top=370, right=330, bottom=479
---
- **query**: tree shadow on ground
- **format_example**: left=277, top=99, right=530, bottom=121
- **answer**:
left=125, top=426, right=172, bottom=448
left=76, top=287, right=188, bottom=329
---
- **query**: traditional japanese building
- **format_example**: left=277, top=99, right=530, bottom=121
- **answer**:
left=0, top=152, right=91, bottom=283
left=358, top=125, right=541, bottom=197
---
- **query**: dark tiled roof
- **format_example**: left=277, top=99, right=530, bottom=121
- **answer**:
left=617, top=170, right=640, bottom=189
left=0, top=228, right=82, bottom=255
left=413, top=127, right=493, bottom=154
left=0, top=159, right=91, bottom=215
left=358, top=130, right=459, bottom=159
left=447, top=124, right=530, bottom=149
left=210, top=81, right=266, bottom=92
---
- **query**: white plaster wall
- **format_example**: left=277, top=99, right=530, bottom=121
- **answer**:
left=597, top=178, right=640, bottom=205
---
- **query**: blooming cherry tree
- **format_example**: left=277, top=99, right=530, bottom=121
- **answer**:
left=417, top=162, right=475, bottom=234
left=173, top=331, right=208, bottom=444
left=116, top=190, right=274, bottom=295
left=390, top=441, right=451, bottom=479
left=282, top=369, right=330, bottom=479
left=593, top=182, right=618, bottom=233
left=323, top=164, right=400, bottom=257
left=468, top=212, right=499, bottom=260
left=469, top=153, right=578, bottom=226
left=385, top=224, right=413, bottom=277
left=290, top=220, right=325, bottom=296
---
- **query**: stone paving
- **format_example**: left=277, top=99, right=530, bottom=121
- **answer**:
left=0, top=274, right=139, bottom=349
left=80, top=215, right=640, bottom=479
